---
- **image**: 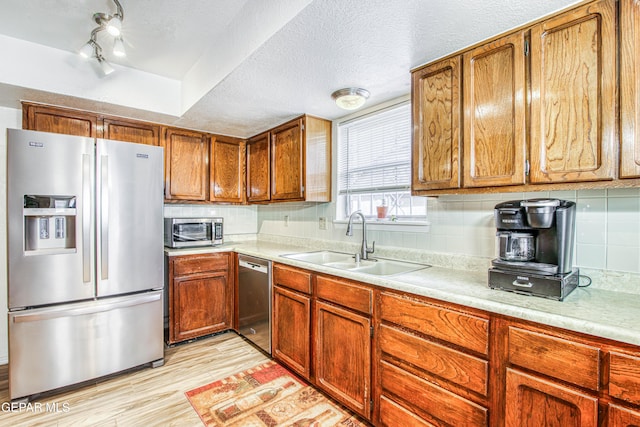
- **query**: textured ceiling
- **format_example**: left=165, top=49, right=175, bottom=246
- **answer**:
left=0, top=0, right=580, bottom=138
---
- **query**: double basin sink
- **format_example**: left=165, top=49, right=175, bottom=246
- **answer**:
left=281, top=250, right=430, bottom=277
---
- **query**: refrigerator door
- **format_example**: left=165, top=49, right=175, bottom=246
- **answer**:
left=8, top=291, right=164, bottom=400
left=7, top=129, right=95, bottom=309
left=95, top=139, right=164, bottom=296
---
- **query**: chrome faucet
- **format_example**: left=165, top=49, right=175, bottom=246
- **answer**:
left=346, top=210, right=375, bottom=260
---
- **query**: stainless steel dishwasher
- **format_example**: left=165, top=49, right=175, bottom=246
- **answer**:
left=238, top=255, right=272, bottom=354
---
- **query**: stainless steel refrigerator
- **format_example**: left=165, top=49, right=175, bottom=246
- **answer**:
left=7, top=129, right=165, bottom=401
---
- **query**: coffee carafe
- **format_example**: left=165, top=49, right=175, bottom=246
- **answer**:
left=488, top=199, right=579, bottom=301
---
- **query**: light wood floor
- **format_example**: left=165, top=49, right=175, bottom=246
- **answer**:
left=0, top=331, right=270, bottom=426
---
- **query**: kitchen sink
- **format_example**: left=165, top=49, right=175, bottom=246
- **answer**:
left=281, top=251, right=355, bottom=264
left=281, top=251, right=430, bottom=276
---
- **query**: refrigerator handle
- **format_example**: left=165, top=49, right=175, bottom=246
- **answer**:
left=100, top=155, right=109, bottom=281
left=11, top=292, right=162, bottom=323
left=82, top=154, right=91, bottom=283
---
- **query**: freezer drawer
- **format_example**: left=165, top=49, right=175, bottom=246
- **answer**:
left=8, top=291, right=164, bottom=400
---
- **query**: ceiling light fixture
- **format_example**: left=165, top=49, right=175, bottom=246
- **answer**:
left=79, top=0, right=125, bottom=75
left=331, top=88, right=370, bottom=110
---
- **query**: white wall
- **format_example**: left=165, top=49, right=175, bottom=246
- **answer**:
left=256, top=188, right=640, bottom=277
left=0, top=106, right=22, bottom=363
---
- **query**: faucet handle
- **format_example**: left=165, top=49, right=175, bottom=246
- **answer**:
left=367, top=241, right=375, bottom=254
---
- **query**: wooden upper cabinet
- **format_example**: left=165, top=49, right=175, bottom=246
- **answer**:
left=529, top=0, right=616, bottom=184
left=269, top=115, right=331, bottom=202
left=303, top=115, right=332, bottom=202
left=246, top=131, right=271, bottom=202
left=412, top=56, right=462, bottom=191
left=103, top=118, right=161, bottom=146
left=620, top=0, right=640, bottom=178
left=164, top=128, right=208, bottom=201
left=463, top=31, right=527, bottom=188
left=23, top=103, right=98, bottom=137
left=271, top=118, right=304, bottom=201
left=210, top=136, right=246, bottom=204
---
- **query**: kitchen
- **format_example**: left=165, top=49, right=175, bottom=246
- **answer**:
left=1, top=0, right=640, bottom=426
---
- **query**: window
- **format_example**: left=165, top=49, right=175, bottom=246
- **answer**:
left=337, top=102, right=426, bottom=220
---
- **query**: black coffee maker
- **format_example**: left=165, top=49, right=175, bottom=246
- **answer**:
left=488, top=199, right=579, bottom=300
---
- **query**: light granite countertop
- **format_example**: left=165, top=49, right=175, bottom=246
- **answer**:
left=165, top=238, right=640, bottom=347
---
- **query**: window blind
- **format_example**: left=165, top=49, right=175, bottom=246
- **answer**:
left=338, top=103, right=411, bottom=195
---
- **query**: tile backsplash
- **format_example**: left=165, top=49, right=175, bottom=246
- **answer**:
left=164, top=204, right=258, bottom=235
left=163, top=188, right=640, bottom=274
left=255, top=189, right=640, bottom=274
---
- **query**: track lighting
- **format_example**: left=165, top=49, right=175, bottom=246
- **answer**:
left=106, top=16, right=122, bottom=37
left=97, top=56, right=115, bottom=75
left=79, top=0, right=125, bottom=75
left=112, top=37, right=126, bottom=57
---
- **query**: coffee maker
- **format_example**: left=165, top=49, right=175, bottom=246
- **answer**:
left=488, top=199, right=579, bottom=300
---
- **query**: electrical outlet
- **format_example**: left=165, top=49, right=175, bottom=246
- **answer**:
left=318, top=217, right=327, bottom=230
left=284, top=215, right=289, bottom=227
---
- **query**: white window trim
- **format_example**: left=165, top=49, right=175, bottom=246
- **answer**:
left=333, top=94, right=427, bottom=223
left=333, top=219, right=430, bottom=233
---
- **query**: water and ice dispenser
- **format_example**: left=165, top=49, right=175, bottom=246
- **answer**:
left=23, top=195, right=76, bottom=253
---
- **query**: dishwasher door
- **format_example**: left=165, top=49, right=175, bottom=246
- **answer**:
left=238, top=255, right=272, bottom=354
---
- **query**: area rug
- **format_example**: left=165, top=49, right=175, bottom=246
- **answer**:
left=185, top=360, right=369, bottom=426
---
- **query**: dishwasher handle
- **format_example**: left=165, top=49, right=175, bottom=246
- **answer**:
left=239, top=259, right=269, bottom=274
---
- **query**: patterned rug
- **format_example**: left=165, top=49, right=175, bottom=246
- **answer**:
left=185, top=360, right=369, bottom=426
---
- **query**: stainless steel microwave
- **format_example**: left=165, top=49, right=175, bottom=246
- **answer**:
left=164, top=218, right=223, bottom=248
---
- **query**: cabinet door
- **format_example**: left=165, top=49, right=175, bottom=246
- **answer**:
left=103, top=118, right=161, bottom=146
left=164, top=128, right=208, bottom=200
left=23, top=104, right=98, bottom=137
left=529, top=0, right=616, bottom=183
left=314, top=300, right=371, bottom=419
left=247, top=132, right=271, bottom=202
left=412, top=56, right=462, bottom=191
left=210, top=136, right=246, bottom=203
left=171, top=271, right=231, bottom=343
left=608, top=404, right=640, bottom=427
left=271, top=119, right=304, bottom=201
left=505, top=368, right=598, bottom=427
left=272, top=285, right=311, bottom=379
left=462, top=31, right=526, bottom=188
left=620, top=0, right=640, bottom=178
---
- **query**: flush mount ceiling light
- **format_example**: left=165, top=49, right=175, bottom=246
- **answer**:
left=331, top=88, right=370, bottom=110
left=78, top=0, right=125, bottom=75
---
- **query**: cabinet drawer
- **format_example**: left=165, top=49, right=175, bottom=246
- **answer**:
left=379, top=395, right=436, bottom=427
left=609, top=351, right=640, bottom=405
left=508, top=326, right=600, bottom=390
left=380, top=361, right=488, bottom=427
left=379, top=292, right=489, bottom=355
left=273, top=264, right=312, bottom=294
left=379, top=324, right=488, bottom=396
left=316, top=275, right=372, bottom=314
left=173, top=253, right=229, bottom=277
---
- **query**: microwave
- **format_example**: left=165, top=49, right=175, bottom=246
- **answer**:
left=164, top=218, right=223, bottom=248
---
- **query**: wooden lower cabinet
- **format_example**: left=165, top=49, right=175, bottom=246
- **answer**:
left=269, top=263, right=640, bottom=426
left=167, top=253, right=233, bottom=344
left=272, top=284, right=311, bottom=380
left=608, top=404, right=640, bottom=427
left=504, top=368, right=598, bottom=427
left=375, top=291, right=490, bottom=426
left=314, top=300, right=371, bottom=419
